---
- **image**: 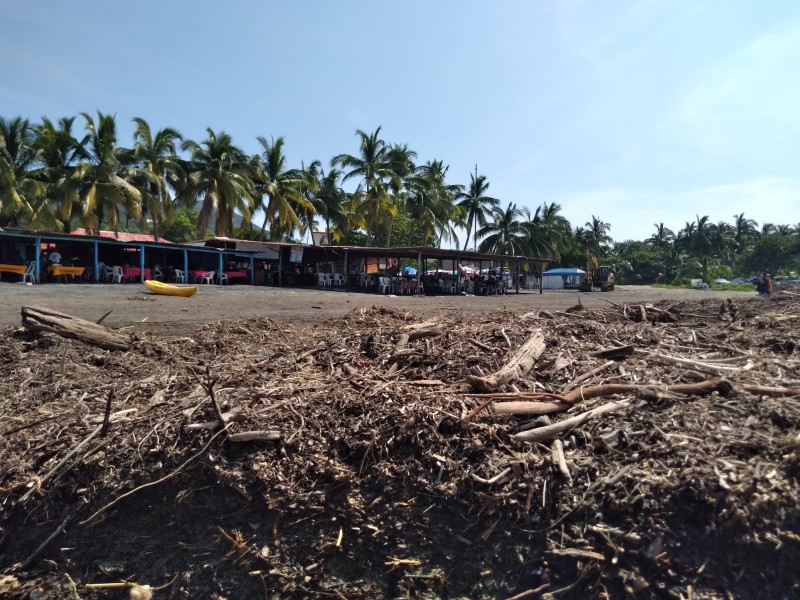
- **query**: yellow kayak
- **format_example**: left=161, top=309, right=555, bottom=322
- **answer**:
left=144, top=280, right=198, bottom=297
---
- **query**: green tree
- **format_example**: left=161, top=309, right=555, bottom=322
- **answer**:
left=74, top=112, right=142, bottom=234
left=646, top=222, right=674, bottom=249
left=407, top=159, right=463, bottom=247
left=252, top=136, right=313, bottom=241
left=733, top=213, right=758, bottom=254
left=332, top=126, right=392, bottom=244
left=33, top=116, right=85, bottom=232
left=456, top=167, right=498, bottom=251
left=582, top=215, right=613, bottom=256
left=182, top=128, right=254, bottom=237
left=477, top=202, right=527, bottom=255
left=384, top=143, right=416, bottom=246
left=131, top=117, right=184, bottom=241
left=523, top=202, right=573, bottom=260
left=161, top=208, right=198, bottom=243
left=0, top=116, right=46, bottom=228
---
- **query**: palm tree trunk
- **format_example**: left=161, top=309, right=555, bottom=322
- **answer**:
left=198, top=194, right=214, bottom=238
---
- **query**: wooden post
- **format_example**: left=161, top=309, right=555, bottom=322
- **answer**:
left=278, top=247, right=283, bottom=286
left=516, top=259, right=520, bottom=293
left=93, top=241, right=99, bottom=282
left=417, top=251, right=422, bottom=294
left=344, top=249, right=349, bottom=288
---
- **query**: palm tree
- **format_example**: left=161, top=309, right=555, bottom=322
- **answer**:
left=733, top=213, right=758, bottom=254
left=689, top=214, right=713, bottom=257
left=332, top=126, right=391, bottom=244
left=74, top=112, right=143, bottom=234
left=33, top=116, right=86, bottom=232
left=311, top=167, right=349, bottom=243
left=523, top=202, right=572, bottom=260
left=384, top=143, right=416, bottom=246
left=407, top=159, right=463, bottom=247
left=455, top=166, right=498, bottom=251
left=760, top=223, right=775, bottom=236
left=131, top=118, right=184, bottom=241
left=253, top=136, right=313, bottom=241
left=583, top=215, right=613, bottom=256
left=0, top=116, right=46, bottom=228
left=182, top=128, right=254, bottom=237
left=477, top=202, right=527, bottom=255
left=647, top=223, right=675, bottom=249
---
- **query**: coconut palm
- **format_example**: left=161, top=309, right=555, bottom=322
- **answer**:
left=407, top=159, right=463, bottom=247
left=33, top=116, right=86, bottom=232
left=332, top=126, right=392, bottom=244
left=252, top=136, right=313, bottom=241
left=583, top=215, right=613, bottom=256
left=689, top=214, right=713, bottom=257
left=477, top=202, right=527, bottom=255
left=523, top=202, right=572, bottom=260
left=455, top=167, right=498, bottom=251
left=74, top=112, right=143, bottom=234
left=384, top=143, right=416, bottom=246
left=732, top=213, right=758, bottom=254
left=311, top=167, right=349, bottom=243
left=0, top=116, right=47, bottom=228
left=131, top=118, right=184, bottom=241
left=182, top=128, right=254, bottom=237
left=647, top=222, right=675, bottom=249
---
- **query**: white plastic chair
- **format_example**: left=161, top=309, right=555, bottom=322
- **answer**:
left=332, top=274, right=344, bottom=287
left=217, top=272, right=229, bottom=285
left=199, top=271, right=215, bottom=284
left=317, top=273, right=331, bottom=287
left=153, top=266, right=164, bottom=281
left=103, top=265, right=114, bottom=282
left=21, top=262, right=36, bottom=284
left=378, top=277, right=394, bottom=294
left=172, top=269, right=186, bottom=283
left=111, top=266, right=125, bottom=283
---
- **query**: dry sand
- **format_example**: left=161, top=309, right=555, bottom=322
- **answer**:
left=0, top=282, right=756, bottom=335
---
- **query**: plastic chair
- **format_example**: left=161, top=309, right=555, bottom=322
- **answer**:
left=171, top=269, right=185, bottom=283
left=332, top=274, right=344, bottom=287
left=217, top=272, right=229, bottom=285
left=153, top=266, right=164, bottom=281
left=199, top=271, right=215, bottom=284
left=111, top=266, right=125, bottom=283
left=317, top=273, right=331, bottom=287
left=378, top=277, right=394, bottom=294
left=21, top=262, right=36, bottom=284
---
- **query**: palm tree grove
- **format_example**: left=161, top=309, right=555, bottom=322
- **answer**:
left=2, top=113, right=799, bottom=283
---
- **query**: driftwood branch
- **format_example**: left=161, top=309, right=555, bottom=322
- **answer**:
left=466, top=330, right=546, bottom=392
left=21, top=305, right=129, bottom=351
left=513, top=399, right=634, bottom=442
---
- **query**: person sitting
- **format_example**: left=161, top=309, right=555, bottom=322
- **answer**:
left=487, top=272, right=497, bottom=296
left=49, top=250, right=62, bottom=265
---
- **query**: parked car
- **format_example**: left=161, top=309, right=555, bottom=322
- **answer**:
left=732, top=277, right=749, bottom=284
left=713, top=278, right=731, bottom=284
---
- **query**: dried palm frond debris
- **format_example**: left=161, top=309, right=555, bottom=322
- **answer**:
left=0, top=294, right=798, bottom=599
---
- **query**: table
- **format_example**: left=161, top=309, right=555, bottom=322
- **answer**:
left=122, top=267, right=152, bottom=281
left=189, top=270, right=213, bottom=282
left=49, top=266, right=86, bottom=280
left=224, top=270, right=248, bottom=280
left=0, top=264, right=27, bottom=276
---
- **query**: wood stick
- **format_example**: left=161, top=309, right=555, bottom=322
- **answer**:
left=490, top=401, right=570, bottom=415
left=387, top=333, right=410, bottom=375
left=552, top=439, right=572, bottom=484
left=21, top=305, right=129, bottom=351
left=561, top=360, right=616, bottom=393
left=466, top=330, right=546, bottom=392
left=228, top=430, right=281, bottom=443
left=20, top=515, right=70, bottom=569
left=513, top=399, right=634, bottom=442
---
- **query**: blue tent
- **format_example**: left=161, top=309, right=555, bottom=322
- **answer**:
left=403, top=265, right=418, bottom=275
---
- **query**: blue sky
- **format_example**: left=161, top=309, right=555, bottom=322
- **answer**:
left=3, top=0, right=799, bottom=243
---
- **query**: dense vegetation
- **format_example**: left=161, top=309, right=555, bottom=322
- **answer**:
left=1, top=114, right=798, bottom=282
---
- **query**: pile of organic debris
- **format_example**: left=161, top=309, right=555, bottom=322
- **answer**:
left=0, top=293, right=798, bottom=599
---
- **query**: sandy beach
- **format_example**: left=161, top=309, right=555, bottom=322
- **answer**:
left=0, top=281, right=755, bottom=334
